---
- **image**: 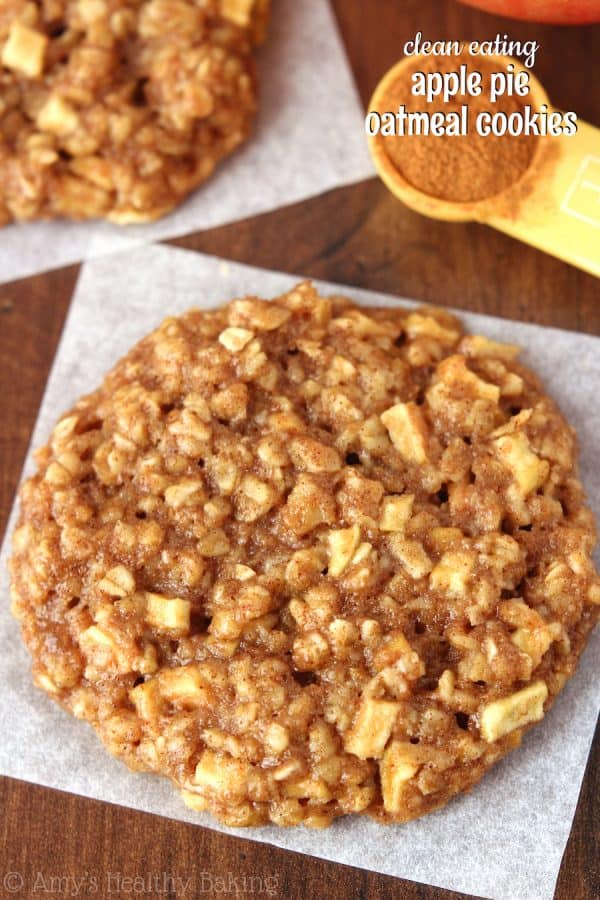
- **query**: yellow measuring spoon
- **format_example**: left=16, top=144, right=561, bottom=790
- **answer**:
left=368, top=55, right=600, bottom=278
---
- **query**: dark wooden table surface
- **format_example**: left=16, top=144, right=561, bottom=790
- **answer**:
left=1, top=2, right=598, bottom=898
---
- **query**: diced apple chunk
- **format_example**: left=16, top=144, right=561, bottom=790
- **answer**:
left=499, top=599, right=554, bottom=668
left=344, top=696, right=400, bottom=759
left=289, top=436, right=341, bottom=473
left=480, top=680, right=548, bottom=742
left=37, top=94, right=79, bottom=135
left=98, top=565, right=135, bottom=597
left=493, top=432, right=549, bottom=496
left=588, top=583, right=600, bottom=605
left=164, top=480, right=203, bottom=509
left=235, top=474, right=278, bottom=522
left=130, top=678, right=161, bottom=720
left=380, top=741, right=422, bottom=814
left=79, top=624, right=139, bottom=676
left=379, top=494, right=414, bottom=532
left=229, top=298, right=290, bottom=331
left=404, top=313, right=459, bottom=344
left=192, top=750, right=250, bottom=797
left=264, top=722, right=290, bottom=754
left=36, top=672, right=59, bottom=694
left=145, top=592, right=190, bottom=633
left=197, top=529, right=230, bottom=557
left=327, top=524, right=361, bottom=577
left=359, top=415, right=389, bottom=453
left=283, top=777, right=332, bottom=801
left=428, top=527, right=463, bottom=553
left=438, top=355, right=501, bottom=402
left=79, top=624, right=115, bottom=653
left=218, top=326, right=254, bottom=353
left=511, top=627, right=552, bottom=667
left=282, top=475, right=335, bottom=536
left=2, top=21, right=48, bottom=78
left=180, top=790, right=210, bottom=811
left=233, top=564, right=255, bottom=581
left=372, top=631, right=423, bottom=678
left=430, top=551, right=474, bottom=598
left=158, top=665, right=213, bottom=705
left=380, top=402, right=429, bottom=464
left=388, top=537, right=432, bottom=579
left=460, top=334, right=520, bottom=361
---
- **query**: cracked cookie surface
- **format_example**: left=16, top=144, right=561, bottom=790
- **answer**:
left=9, top=284, right=599, bottom=827
left=0, top=0, right=268, bottom=224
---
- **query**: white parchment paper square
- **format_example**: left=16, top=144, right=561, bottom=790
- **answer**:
left=1, top=244, right=598, bottom=900
left=0, top=0, right=374, bottom=285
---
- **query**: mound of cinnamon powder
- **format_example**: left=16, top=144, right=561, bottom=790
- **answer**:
left=379, top=55, right=538, bottom=203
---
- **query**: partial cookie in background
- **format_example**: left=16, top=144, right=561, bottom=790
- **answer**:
left=0, top=0, right=269, bottom=225
left=9, top=285, right=600, bottom=827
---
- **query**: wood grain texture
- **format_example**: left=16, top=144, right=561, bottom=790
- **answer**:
left=1, top=1, right=598, bottom=897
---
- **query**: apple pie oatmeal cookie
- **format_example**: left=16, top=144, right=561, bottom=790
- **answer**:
left=9, top=284, right=599, bottom=827
left=0, top=0, right=269, bottom=225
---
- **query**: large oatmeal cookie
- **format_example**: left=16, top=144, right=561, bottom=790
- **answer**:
left=9, top=284, right=599, bottom=827
left=0, top=0, right=268, bottom=224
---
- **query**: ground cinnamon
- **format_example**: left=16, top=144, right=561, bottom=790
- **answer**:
left=380, top=54, right=538, bottom=203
